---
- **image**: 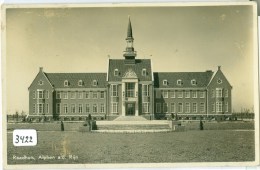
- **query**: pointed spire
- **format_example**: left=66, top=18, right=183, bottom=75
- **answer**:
left=127, top=16, right=133, bottom=39
left=124, top=16, right=136, bottom=63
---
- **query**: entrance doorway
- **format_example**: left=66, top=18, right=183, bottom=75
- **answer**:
left=126, top=103, right=135, bottom=116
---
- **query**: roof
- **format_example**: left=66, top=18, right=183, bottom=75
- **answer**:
left=153, top=71, right=214, bottom=88
left=127, top=17, right=133, bottom=39
left=44, top=73, right=107, bottom=88
left=108, top=59, right=152, bottom=82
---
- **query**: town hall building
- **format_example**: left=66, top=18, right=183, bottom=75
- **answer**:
left=28, top=18, right=232, bottom=121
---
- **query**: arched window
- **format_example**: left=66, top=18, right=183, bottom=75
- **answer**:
left=177, top=79, right=182, bottom=85
left=93, top=80, right=98, bottom=86
left=78, top=80, right=83, bottom=86
left=191, top=79, right=196, bottom=85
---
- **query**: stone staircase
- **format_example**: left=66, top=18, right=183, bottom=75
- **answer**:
left=113, top=116, right=148, bottom=121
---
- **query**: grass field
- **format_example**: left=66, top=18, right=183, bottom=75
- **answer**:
left=7, top=130, right=255, bottom=164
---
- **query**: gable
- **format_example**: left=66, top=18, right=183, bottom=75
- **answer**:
left=208, top=68, right=232, bottom=88
left=28, top=71, right=53, bottom=90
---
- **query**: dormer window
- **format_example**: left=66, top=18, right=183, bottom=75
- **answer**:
left=142, top=69, right=147, bottom=76
left=191, top=79, right=197, bottom=85
left=177, top=79, right=182, bottom=85
left=93, top=80, right=97, bottom=86
left=163, top=80, right=168, bottom=86
left=78, top=80, right=83, bottom=86
left=38, top=80, right=43, bottom=85
left=64, top=80, right=69, bottom=87
left=114, top=69, right=119, bottom=76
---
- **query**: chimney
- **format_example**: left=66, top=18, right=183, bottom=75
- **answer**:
left=39, top=67, right=43, bottom=72
left=218, top=66, right=221, bottom=70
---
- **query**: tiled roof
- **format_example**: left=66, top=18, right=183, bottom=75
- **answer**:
left=44, top=73, right=107, bottom=88
left=108, top=59, right=152, bottom=81
left=153, top=71, right=214, bottom=88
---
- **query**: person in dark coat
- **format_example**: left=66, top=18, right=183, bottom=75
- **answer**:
left=61, top=121, right=64, bottom=131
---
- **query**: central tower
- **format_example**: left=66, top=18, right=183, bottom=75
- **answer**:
left=124, top=17, right=137, bottom=64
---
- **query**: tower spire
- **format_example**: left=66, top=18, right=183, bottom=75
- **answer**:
left=124, top=16, right=136, bottom=64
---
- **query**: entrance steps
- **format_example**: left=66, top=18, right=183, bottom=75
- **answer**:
left=113, top=116, right=148, bottom=121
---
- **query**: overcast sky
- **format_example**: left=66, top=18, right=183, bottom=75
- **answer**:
left=5, top=4, right=255, bottom=114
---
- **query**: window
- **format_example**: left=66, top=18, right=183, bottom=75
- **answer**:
left=200, top=103, right=205, bottom=113
left=111, top=85, right=118, bottom=97
left=185, top=103, right=190, bottom=113
left=211, top=89, right=215, bottom=98
left=79, top=104, right=83, bottom=113
left=191, top=79, right=196, bottom=85
left=162, top=90, right=168, bottom=98
left=92, top=92, right=98, bottom=99
left=38, top=90, right=44, bottom=99
left=78, top=92, right=83, bottom=99
left=64, top=80, right=69, bottom=87
left=111, top=103, right=118, bottom=113
left=191, top=91, right=197, bottom=98
left=100, top=91, right=105, bottom=99
left=37, top=103, right=44, bottom=114
left=64, top=104, right=68, bottom=114
left=216, top=102, right=223, bottom=112
left=178, top=103, right=183, bottom=113
left=56, top=104, right=60, bottom=114
left=156, top=90, right=161, bottom=98
left=217, top=79, right=222, bottom=84
left=142, top=69, right=147, bottom=76
left=212, top=103, right=215, bottom=112
left=38, top=80, right=44, bottom=85
left=101, top=104, right=105, bottom=113
left=170, top=103, right=175, bottom=113
left=177, top=79, right=182, bottom=85
left=71, top=92, right=76, bottom=99
left=142, top=85, right=149, bottom=96
left=93, top=80, right=97, bottom=86
left=142, top=103, right=149, bottom=113
left=71, top=104, right=76, bottom=113
left=46, top=90, right=49, bottom=99
left=64, top=92, right=68, bottom=99
left=126, top=83, right=135, bottom=97
left=32, top=91, right=36, bottom=99
left=170, top=91, right=175, bottom=98
left=192, top=103, right=197, bottom=113
left=46, top=103, right=49, bottom=113
left=185, top=91, right=190, bottom=98
left=199, top=91, right=205, bottom=98
left=177, top=91, right=183, bottom=98
left=224, top=89, right=228, bottom=97
left=33, top=104, right=36, bottom=114
left=114, top=69, right=119, bottom=76
left=163, top=80, right=168, bottom=86
left=156, top=103, right=161, bottom=113
left=225, top=102, right=228, bottom=112
left=85, top=91, right=90, bottom=99
left=56, top=91, right=61, bottom=99
left=216, top=88, right=223, bottom=98
left=86, top=104, right=90, bottom=113
left=163, top=103, right=168, bottom=113
left=78, top=80, right=83, bottom=86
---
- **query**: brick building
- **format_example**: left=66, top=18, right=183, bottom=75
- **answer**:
left=28, top=18, right=232, bottom=121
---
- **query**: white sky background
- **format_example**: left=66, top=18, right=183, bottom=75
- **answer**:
left=5, top=5, right=254, bottom=114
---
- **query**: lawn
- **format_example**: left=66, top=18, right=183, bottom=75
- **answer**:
left=7, top=130, right=255, bottom=164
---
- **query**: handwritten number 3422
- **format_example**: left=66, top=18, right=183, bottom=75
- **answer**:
left=14, top=135, right=33, bottom=144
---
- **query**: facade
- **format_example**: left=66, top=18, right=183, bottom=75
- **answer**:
left=28, top=18, right=232, bottom=121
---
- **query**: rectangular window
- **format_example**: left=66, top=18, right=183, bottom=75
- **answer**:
left=71, top=104, right=76, bottom=113
left=93, top=104, right=97, bottom=113
left=78, top=104, right=83, bottom=113
left=200, top=103, right=205, bottom=113
left=216, top=102, right=223, bottom=112
left=64, top=104, right=68, bottom=114
left=38, top=90, right=44, bottom=99
left=170, top=103, right=175, bottom=113
left=192, top=103, right=197, bottom=113
left=177, top=91, right=183, bottom=98
left=170, top=91, right=175, bottom=98
left=225, top=102, right=228, bottom=112
left=85, top=91, right=90, bottom=99
left=92, top=92, right=98, bottom=99
left=191, top=91, right=197, bottom=98
left=212, top=102, right=215, bottom=112
left=38, top=103, right=44, bottom=114
left=101, top=104, right=105, bottom=113
left=185, top=103, right=190, bottom=113
left=56, top=103, right=60, bottom=114
left=185, top=91, right=190, bottom=98
left=33, top=104, right=36, bottom=114
left=33, top=91, right=36, bottom=99
left=216, top=88, right=223, bottom=98
left=224, top=89, right=228, bottom=97
left=46, top=103, right=49, bottom=113
left=178, top=103, right=183, bottom=113
left=111, top=103, right=118, bottom=113
left=162, top=90, right=168, bottom=98
left=78, top=92, right=83, bottom=99
left=111, top=85, right=118, bottom=97
left=100, top=91, right=105, bottom=99
left=142, top=84, right=149, bottom=96
left=46, top=90, right=49, bottom=99
left=156, top=90, right=161, bottom=98
left=56, top=91, right=61, bottom=99
left=211, top=89, right=215, bottom=98
left=64, top=92, right=68, bottom=99
left=126, top=83, right=135, bottom=97
left=199, top=91, right=205, bottom=98
left=163, top=103, right=168, bottom=113
left=86, top=104, right=90, bottom=113
left=71, top=92, right=76, bottom=99
left=156, top=103, right=161, bottom=113
left=142, top=103, right=149, bottom=113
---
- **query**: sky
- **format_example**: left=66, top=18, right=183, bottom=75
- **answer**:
left=5, top=4, right=256, bottom=114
